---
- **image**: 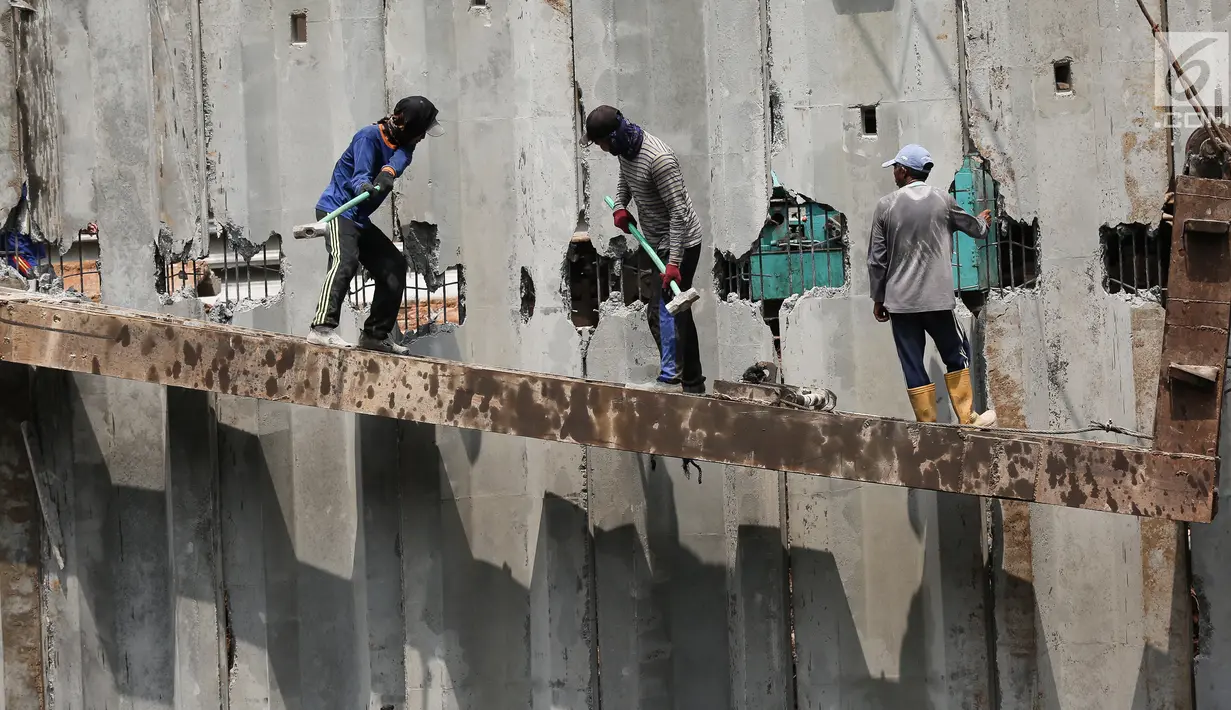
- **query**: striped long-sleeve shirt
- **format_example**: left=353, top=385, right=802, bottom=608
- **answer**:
left=613, top=132, right=703, bottom=265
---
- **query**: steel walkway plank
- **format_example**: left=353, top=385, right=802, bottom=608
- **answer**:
left=0, top=290, right=1215, bottom=522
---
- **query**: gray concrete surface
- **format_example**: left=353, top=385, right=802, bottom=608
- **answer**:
left=0, top=0, right=1208, bottom=709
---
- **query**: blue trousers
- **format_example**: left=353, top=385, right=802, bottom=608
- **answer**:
left=657, top=296, right=679, bottom=382
left=889, top=309, right=971, bottom=389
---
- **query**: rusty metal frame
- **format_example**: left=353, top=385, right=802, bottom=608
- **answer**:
left=1148, top=176, right=1231, bottom=520
left=0, top=289, right=1217, bottom=523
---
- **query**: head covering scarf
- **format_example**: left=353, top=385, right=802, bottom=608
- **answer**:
left=586, top=106, right=644, bottom=160
left=607, top=113, right=645, bottom=160
left=381, top=96, right=441, bottom=146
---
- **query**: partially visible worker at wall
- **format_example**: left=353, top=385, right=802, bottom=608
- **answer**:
left=584, top=105, right=706, bottom=394
left=307, top=96, right=441, bottom=355
left=868, top=144, right=997, bottom=427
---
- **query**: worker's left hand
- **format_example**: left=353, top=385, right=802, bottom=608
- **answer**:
left=978, top=209, right=992, bottom=225
left=662, top=263, right=682, bottom=290
left=873, top=301, right=889, bottom=322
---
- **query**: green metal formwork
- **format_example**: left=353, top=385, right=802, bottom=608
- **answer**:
left=748, top=173, right=846, bottom=301
left=949, top=155, right=1000, bottom=291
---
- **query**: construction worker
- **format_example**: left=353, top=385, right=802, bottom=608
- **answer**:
left=584, top=105, right=706, bottom=394
left=307, top=96, right=441, bottom=354
left=868, top=144, right=997, bottom=427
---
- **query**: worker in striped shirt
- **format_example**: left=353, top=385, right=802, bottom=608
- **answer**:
left=585, top=105, right=707, bottom=395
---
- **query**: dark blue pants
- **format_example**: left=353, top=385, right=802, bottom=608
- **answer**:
left=889, top=309, right=971, bottom=389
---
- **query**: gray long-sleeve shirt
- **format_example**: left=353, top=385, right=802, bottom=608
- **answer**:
left=867, top=181, right=989, bottom=313
left=613, top=132, right=704, bottom=265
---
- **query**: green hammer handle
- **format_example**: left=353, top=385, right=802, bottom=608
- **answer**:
left=603, top=195, right=683, bottom=297
left=320, top=191, right=372, bottom=225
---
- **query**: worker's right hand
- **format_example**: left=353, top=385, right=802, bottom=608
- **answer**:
left=360, top=181, right=378, bottom=196
left=613, top=209, right=636, bottom=233
left=873, top=302, right=890, bottom=322
left=978, top=209, right=992, bottom=225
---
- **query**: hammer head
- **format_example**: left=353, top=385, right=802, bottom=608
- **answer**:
left=666, top=287, right=700, bottom=315
left=293, top=221, right=329, bottom=240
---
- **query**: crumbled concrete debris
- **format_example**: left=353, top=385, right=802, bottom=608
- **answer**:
left=778, top=285, right=850, bottom=318
left=599, top=291, right=645, bottom=318
left=0, top=262, right=28, bottom=290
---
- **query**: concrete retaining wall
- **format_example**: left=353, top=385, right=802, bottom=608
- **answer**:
left=0, top=0, right=1213, bottom=708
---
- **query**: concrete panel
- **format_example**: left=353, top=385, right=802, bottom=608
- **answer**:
left=781, top=298, right=990, bottom=709
left=0, top=7, right=20, bottom=198
left=769, top=0, right=966, bottom=296
left=721, top=298, right=793, bottom=709
left=382, top=3, right=592, bottom=710
left=29, top=369, right=85, bottom=710
left=165, top=387, right=225, bottom=710
left=586, top=286, right=791, bottom=708
left=12, top=0, right=64, bottom=240
left=965, top=0, right=1189, bottom=707
left=573, top=0, right=768, bottom=255
left=0, top=364, right=43, bottom=710
left=151, top=0, right=207, bottom=254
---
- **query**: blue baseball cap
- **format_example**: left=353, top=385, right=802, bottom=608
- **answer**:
left=881, top=144, right=934, bottom=172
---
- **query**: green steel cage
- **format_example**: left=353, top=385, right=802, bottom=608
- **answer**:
left=949, top=154, right=1000, bottom=292
left=745, top=172, right=848, bottom=301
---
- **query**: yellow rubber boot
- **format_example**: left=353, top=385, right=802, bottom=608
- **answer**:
left=944, top=369, right=997, bottom=427
left=907, top=383, right=938, bottom=423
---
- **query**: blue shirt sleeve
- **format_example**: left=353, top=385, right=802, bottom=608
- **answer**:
left=383, top=147, right=413, bottom=178
left=348, top=132, right=378, bottom=196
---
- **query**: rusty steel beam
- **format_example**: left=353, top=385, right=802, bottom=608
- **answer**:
left=1153, top=176, right=1231, bottom=464
left=0, top=290, right=1216, bottom=523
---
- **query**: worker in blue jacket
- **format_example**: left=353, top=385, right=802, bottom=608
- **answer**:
left=308, top=96, right=441, bottom=354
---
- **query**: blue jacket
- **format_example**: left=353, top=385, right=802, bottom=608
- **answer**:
left=315, top=123, right=413, bottom=227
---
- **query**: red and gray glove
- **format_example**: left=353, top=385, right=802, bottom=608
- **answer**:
left=613, top=209, right=636, bottom=233
left=662, top=263, right=682, bottom=290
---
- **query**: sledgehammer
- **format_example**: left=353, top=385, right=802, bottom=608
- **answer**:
left=603, top=195, right=700, bottom=315
left=292, top=191, right=371, bottom=239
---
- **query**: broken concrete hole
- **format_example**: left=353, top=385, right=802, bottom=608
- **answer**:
left=0, top=182, right=100, bottom=301
left=714, top=178, right=849, bottom=355
left=1100, top=220, right=1170, bottom=303
left=348, top=264, right=466, bottom=337
left=155, top=222, right=285, bottom=321
left=564, top=235, right=646, bottom=329
left=520, top=266, right=535, bottom=322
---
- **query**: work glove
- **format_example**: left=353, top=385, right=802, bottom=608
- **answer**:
left=613, top=208, right=636, bottom=233
left=360, top=170, right=396, bottom=196
left=662, top=263, right=682, bottom=290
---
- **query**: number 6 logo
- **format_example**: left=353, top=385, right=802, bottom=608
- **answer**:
left=1157, top=32, right=1230, bottom=111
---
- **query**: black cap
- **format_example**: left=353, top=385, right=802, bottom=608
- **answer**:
left=393, top=96, right=443, bottom=138
left=584, top=105, right=621, bottom=143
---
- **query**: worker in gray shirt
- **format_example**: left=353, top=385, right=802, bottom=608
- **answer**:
left=868, top=144, right=997, bottom=427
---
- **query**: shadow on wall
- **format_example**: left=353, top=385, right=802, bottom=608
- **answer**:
left=18, top=370, right=1186, bottom=708
left=831, top=0, right=896, bottom=15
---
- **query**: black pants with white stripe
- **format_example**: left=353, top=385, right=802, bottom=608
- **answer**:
left=644, top=243, right=705, bottom=391
left=310, top=210, right=407, bottom=340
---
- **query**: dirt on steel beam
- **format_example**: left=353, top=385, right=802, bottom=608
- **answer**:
left=0, top=289, right=1216, bottom=523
